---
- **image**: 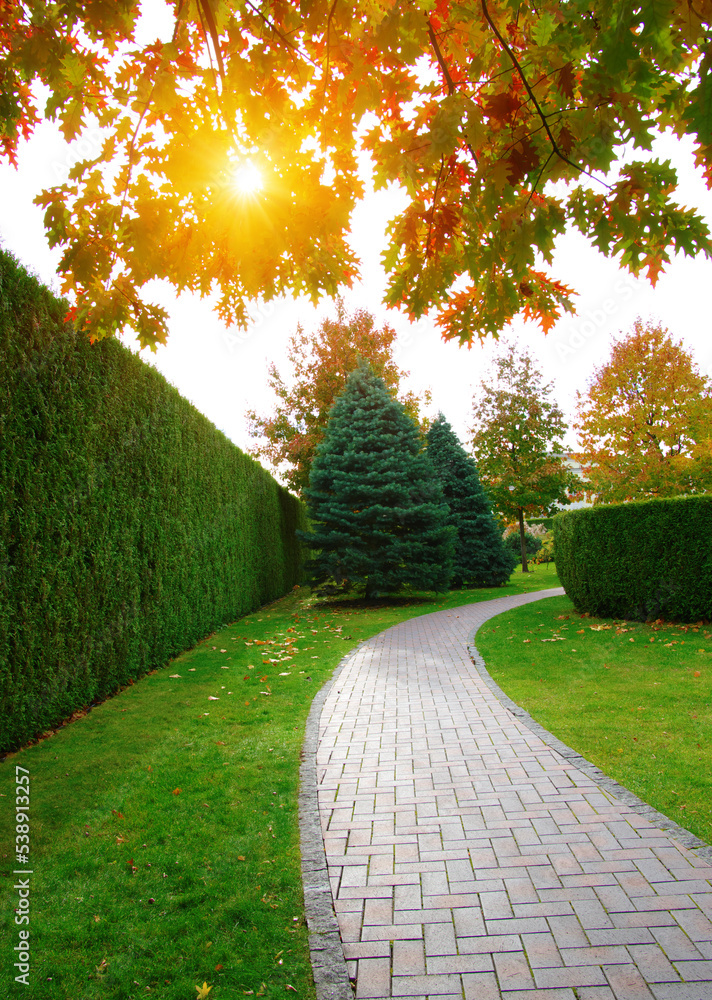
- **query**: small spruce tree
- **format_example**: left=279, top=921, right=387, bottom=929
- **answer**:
left=426, top=414, right=516, bottom=587
left=300, top=365, right=454, bottom=597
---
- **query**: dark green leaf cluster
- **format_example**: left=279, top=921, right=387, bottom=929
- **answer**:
left=0, top=249, right=305, bottom=752
left=426, top=415, right=516, bottom=587
left=554, top=496, right=712, bottom=622
left=300, top=366, right=454, bottom=597
left=504, top=531, right=542, bottom=560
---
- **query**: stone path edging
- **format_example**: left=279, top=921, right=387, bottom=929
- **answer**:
left=300, top=647, right=362, bottom=999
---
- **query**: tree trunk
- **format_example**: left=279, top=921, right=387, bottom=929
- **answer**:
left=518, top=508, right=529, bottom=573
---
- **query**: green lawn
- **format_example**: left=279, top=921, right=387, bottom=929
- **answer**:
left=0, top=566, right=558, bottom=1000
left=476, top=594, right=712, bottom=846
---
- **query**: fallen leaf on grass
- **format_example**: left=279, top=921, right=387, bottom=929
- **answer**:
left=589, top=625, right=612, bottom=631
left=285, top=987, right=298, bottom=993
left=196, top=984, right=213, bottom=999
left=172, top=788, right=181, bottom=795
left=541, top=637, right=564, bottom=642
left=208, top=696, right=219, bottom=701
left=169, top=674, right=181, bottom=678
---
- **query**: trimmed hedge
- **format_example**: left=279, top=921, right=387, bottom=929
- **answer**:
left=553, top=496, right=712, bottom=622
left=0, top=249, right=305, bottom=752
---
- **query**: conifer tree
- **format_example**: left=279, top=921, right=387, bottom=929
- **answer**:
left=300, top=365, right=454, bottom=598
left=427, top=414, right=516, bottom=587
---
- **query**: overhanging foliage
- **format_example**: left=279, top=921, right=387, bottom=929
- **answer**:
left=1, top=1, right=710, bottom=346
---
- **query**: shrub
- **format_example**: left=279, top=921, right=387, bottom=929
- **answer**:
left=553, top=496, right=712, bottom=621
left=503, top=526, right=543, bottom=559
left=531, top=531, right=555, bottom=565
left=0, top=249, right=305, bottom=752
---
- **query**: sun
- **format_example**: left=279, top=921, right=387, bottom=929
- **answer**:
left=232, top=162, right=263, bottom=196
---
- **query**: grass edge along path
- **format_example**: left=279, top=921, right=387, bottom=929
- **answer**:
left=475, top=594, right=712, bottom=850
left=0, top=566, right=559, bottom=1000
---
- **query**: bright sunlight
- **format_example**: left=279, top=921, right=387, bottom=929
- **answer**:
left=232, top=161, right=263, bottom=195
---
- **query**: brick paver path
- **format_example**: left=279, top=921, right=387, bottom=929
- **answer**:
left=315, top=589, right=712, bottom=1000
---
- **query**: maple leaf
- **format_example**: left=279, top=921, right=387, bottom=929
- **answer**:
left=506, top=138, right=540, bottom=185
left=484, top=91, right=522, bottom=123
left=196, top=983, right=212, bottom=999
left=557, top=62, right=577, bottom=99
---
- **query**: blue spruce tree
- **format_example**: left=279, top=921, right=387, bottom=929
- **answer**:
left=426, top=413, right=516, bottom=587
left=300, top=365, right=454, bottom=598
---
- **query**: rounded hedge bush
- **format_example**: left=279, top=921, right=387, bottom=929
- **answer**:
left=553, top=495, right=712, bottom=622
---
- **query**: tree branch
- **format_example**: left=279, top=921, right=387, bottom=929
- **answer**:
left=425, top=156, right=446, bottom=259
left=427, top=19, right=478, bottom=166
left=480, top=0, right=607, bottom=188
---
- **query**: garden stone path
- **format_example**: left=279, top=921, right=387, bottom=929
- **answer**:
left=302, top=587, right=712, bottom=1000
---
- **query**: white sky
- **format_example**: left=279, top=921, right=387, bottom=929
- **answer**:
left=2, top=109, right=712, bottom=470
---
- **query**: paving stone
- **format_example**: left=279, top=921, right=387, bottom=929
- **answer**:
left=354, top=956, right=391, bottom=999
left=670, top=959, right=712, bottom=981
left=493, top=950, right=536, bottom=991
left=390, top=973, right=463, bottom=996
left=649, top=985, right=712, bottom=1000
left=534, top=965, right=608, bottom=988
left=649, top=924, right=704, bottom=961
left=392, top=940, right=425, bottom=977
left=461, top=971, right=502, bottom=1000
left=521, top=931, right=564, bottom=969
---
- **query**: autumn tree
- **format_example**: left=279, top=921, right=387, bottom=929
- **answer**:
left=300, top=365, right=454, bottom=598
left=247, top=304, right=425, bottom=495
left=1, top=2, right=711, bottom=347
left=471, top=343, right=581, bottom=571
left=426, top=414, right=515, bottom=586
left=574, top=320, right=712, bottom=503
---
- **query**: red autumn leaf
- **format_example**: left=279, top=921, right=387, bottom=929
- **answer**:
left=484, top=91, right=521, bottom=122
left=558, top=61, right=576, bottom=98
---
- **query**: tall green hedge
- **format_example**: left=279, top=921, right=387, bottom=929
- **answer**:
left=0, top=249, right=305, bottom=752
left=553, top=495, right=712, bottom=622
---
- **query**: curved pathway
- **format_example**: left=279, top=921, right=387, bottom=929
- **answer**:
left=304, top=588, right=712, bottom=1000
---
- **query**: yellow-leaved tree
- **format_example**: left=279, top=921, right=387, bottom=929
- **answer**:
left=575, top=320, right=712, bottom=503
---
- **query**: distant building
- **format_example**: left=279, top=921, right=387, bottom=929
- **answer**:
left=558, top=451, right=593, bottom=510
